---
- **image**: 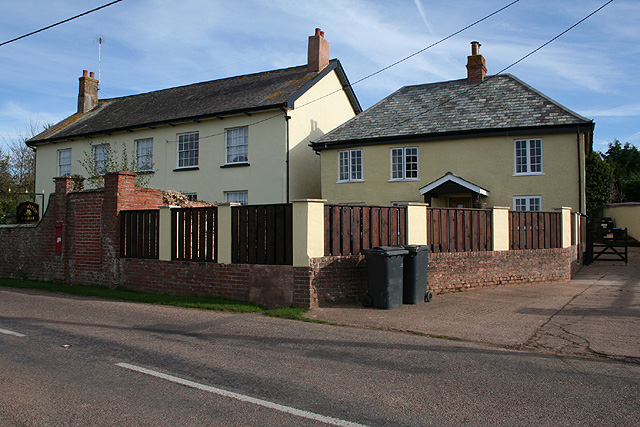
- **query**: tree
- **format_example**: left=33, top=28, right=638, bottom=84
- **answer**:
left=0, top=148, right=16, bottom=223
left=604, top=140, right=640, bottom=202
left=585, top=150, right=614, bottom=217
left=0, top=120, right=45, bottom=223
left=78, top=141, right=154, bottom=188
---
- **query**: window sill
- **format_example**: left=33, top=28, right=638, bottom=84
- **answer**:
left=337, top=179, right=364, bottom=183
left=513, top=172, right=545, bottom=177
left=388, top=178, right=420, bottom=182
left=173, top=166, right=199, bottom=172
left=221, top=162, right=250, bottom=168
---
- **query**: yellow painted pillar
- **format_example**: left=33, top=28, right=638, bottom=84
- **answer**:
left=292, top=199, right=326, bottom=267
left=555, top=206, right=573, bottom=248
left=405, top=203, right=429, bottom=245
left=216, top=203, right=240, bottom=264
left=158, top=206, right=173, bottom=261
left=492, top=206, right=510, bottom=251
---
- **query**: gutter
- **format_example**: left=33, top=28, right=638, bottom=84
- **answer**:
left=312, top=122, right=596, bottom=152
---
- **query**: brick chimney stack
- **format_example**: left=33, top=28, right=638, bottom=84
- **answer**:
left=307, top=28, right=329, bottom=72
left=78, top=70, right=99, bottom=114
left=466, top=41, right=487, bottom=83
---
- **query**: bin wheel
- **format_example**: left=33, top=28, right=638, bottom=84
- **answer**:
left=362, top=295, right=373, bottom=307
left=424, top=291, right=433, bottom=303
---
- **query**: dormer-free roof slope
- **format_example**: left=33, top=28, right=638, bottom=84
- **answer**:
left=312, top=74, right=593, bottom=150
left=29, top=59, right=360, bottom=145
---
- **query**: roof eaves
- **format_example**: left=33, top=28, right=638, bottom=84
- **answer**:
left=27, top=103, right=288, bottom=145
left=312, top=123, right=596, bottom=151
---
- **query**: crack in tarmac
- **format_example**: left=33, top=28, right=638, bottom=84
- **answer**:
left=517, top=274, right=640, bottom=365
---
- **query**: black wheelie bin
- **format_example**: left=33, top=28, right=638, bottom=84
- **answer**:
left=362, top=246, right=408, bottom=309
left=401, top=245, right=432, bottom=304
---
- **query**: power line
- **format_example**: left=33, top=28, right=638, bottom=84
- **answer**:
left=0, top=0, right=124, bottom=48
left=297, top=0, right=521, bottom=110
left=350, top=0, right=521, bottom=87
left=341, top=0, right=615, bottom=138
left=165, top=0, right=523, bottom=144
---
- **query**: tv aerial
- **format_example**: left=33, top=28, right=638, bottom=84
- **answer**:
left=97, top=36, right=104, bottom=90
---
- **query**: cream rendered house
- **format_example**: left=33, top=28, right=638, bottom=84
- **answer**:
left=312, top=42, right=594, bottom=214
left=28, top=29, right=361, bottom=208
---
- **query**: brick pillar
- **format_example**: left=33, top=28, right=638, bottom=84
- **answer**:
left=52, top=176, right=74, bottom=221
left=101, top=171, right=137, bottom=285
left=52, top=176, right=75, bottom=283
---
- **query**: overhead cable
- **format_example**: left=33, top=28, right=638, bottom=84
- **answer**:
left=0, top=0, right=124, bottom=48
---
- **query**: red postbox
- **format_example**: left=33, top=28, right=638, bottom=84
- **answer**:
left=55, top=222, right=63, bottom=254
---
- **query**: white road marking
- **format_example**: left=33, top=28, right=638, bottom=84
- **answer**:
left=0, top=328, right=26, bottom=337
left=117, top=362, right=370, bottom=427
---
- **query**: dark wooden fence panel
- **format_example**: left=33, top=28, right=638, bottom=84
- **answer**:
left=427, top=208, right=492, bottom=253
left=231, top=204, right=292, bottom=265
left=120, top=209, right=159, bottom=259
left=509, top=211, right=561, bottom=250
left=171, top=207, right=218, bottom=262
left=324, top=205, right=407, bottom=256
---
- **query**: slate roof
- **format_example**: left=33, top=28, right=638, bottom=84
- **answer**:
left=312, top=74, right=593, bottom=150
left=29, top=59, right=360, bottom=145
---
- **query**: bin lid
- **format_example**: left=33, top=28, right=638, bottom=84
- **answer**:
left=362, top=246, right=409, bottom=257
left=402, top=244, right=431, bottom=254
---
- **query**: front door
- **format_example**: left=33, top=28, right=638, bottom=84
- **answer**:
left=448, top=196, right=472, bottom=208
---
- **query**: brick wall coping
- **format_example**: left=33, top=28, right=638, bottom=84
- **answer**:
left=0, top=223, right=38, bottom=229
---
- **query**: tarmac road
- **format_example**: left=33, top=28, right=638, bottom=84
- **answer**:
left=306, top=248, right=640, bottom=363
left=0, top=251, right=638, bottom=426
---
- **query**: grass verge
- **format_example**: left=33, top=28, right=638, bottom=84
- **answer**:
left=0, top=278, right=266, bottom=313
left=0, top=278, right=320, bottom=321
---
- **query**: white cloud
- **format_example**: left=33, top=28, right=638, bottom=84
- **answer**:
left=582, top=104, right=640, bottom=118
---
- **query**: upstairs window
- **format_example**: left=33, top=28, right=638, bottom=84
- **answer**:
left=514, top=139, right=543, bottom=175
left=178, top=132, right=199, bottom=168
left=226, top=127, right=248, bottom=164
left=514, top=196, right=542, bottom=211
left=58, top=149, right=71, bottom=176
left=94, top=144, right=110, bottom=175
left=390, top=147, right=418, bottom=180
left=136, top=138, right=153, bottom=172
left=338, top=149, right=363, bottom=182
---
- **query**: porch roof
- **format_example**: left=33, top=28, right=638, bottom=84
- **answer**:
left=419, top=172, right=489, bottom=196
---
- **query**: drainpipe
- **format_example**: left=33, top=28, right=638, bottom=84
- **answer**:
left=577, top=129, right=583, bottom=215
left=283, top=108, right=291, bottom=203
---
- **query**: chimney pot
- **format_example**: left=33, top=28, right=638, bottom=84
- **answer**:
left=83, top=70, right=88, bottom=77
left=90, top=71, right=95, bottom=78
left=471, top=41, right=481, bottom=56
left=315, top=28, right=322, bottom=36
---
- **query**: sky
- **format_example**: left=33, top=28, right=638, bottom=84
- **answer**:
left=0, top=0, right=638, bottom=154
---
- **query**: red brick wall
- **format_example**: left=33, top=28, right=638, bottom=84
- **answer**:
left=0, top=173, right=297, bottom=309
left=0, top=173, right=165, bottom=287
left=0, top=172, right=581, bottom=310
left=119, top=260, right=295, bottom=308
left=303, top=247, right=579, bottom=308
